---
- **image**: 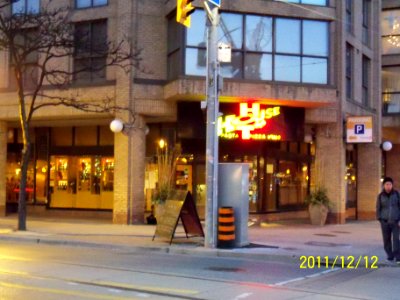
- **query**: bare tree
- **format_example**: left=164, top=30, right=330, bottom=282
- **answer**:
left=0, top=1, right=141, bottom=230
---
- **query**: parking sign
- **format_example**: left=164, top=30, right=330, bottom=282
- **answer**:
left=354, top=124, right=365, bottom=135
left=346, top=116, right=373, bottom=143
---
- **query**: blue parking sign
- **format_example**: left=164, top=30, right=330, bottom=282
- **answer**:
left=354, top=124, right=365, bottom=135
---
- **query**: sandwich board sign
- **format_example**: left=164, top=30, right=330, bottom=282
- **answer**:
left=152, top=191, right=204, bottom=244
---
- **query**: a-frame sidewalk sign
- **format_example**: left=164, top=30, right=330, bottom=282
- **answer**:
left=152, top=191, right=204, bottom=245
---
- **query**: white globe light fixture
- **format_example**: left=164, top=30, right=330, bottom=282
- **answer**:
left=382, top=141, right=393, bottom=152
left=110, top=119, right=124, bottom=133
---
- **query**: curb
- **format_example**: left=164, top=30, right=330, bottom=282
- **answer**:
left=0, top=234, right=298, bottom=263
left=0, top=234, right=394, bottom=268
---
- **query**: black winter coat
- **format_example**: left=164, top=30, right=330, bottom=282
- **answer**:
left=376, top=190, right=400, bottom=223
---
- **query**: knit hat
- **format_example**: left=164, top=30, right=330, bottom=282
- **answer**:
left=383, top=177, right=393, bottom=184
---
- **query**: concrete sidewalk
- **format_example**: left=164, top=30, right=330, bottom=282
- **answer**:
left=0, top=215, right=393, bottom=267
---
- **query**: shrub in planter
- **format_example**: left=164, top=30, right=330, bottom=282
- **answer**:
left=305, top=187, right=331, bottom=226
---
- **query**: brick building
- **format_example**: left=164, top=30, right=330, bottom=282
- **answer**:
left=0, top=0, right=382, bottom=224
left=382, top=0, right=400, bottom=187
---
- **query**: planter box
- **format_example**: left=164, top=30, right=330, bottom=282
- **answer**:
left=308, top=204, right=329, bottom=226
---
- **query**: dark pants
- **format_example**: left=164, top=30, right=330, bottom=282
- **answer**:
left=380, top=220, right=400, bottom=260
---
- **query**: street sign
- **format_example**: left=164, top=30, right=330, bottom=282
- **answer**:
left=207, top=0, right=221, bottom=7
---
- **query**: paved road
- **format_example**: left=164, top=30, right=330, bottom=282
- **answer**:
left=1, top=242, right=399, bottom=299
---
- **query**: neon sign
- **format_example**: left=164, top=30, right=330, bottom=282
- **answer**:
left=218, top=103, right=282, bottom=141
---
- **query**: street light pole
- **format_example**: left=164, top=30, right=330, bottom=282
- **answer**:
left=204, top=3, right=219, bottom=248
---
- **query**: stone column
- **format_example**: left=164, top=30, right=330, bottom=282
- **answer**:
left=357, top=143, right=381, bottom=220
left=0, top=51, right=8, bottom=89
left=112, top=0, right=146, bottom=224
left=314, top=124, right=346, bottom=224
left=0, top=122, right=7, bottom=216
left=113, top=116, right=146, bottom=224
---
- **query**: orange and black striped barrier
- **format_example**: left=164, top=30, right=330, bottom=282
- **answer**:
left=218, top=207, right=235, bottom=248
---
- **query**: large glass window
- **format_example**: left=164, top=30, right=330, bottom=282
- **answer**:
left=382, top=66, right=400, bottom=114
left=168, top=17, right=183, bottom=79
left=303, top=21, right=328, bottom=56
left=9, top=30, right=39, bottom=90
left=275, top=55, right=300, bottom=82
left=12, top=0, right=40, bottom=15
left=276, top=19, right=300, bottom=54
left=362, top=0, right=371, bottom=45
left=184, top=10, right=206, bottom=76
left=245, top=16, right=272, bottom=52
left=50, top=156, right=114, bottom=209
left=73, top=20, right=108, bottom=82
left=346, top=0, right=353, bottom=33
left=274, top=0, right=327, bottom=5
left=245, top=53, right=272, bottom=80
left=381, top=10, right=400, bottom=55
left=180, top=11, right=329, bottom=84
left=277, top=161, right=308, bottom=208
left=218, top=13, right=243, bottom=49
left=302, top=57, right=327, bottom=84
left=6, top=152, right=35, bottom=211
left=345, top=43, right=353, bottom=100
left=76, top=0, right=107, bottom=9
left=362, top=55, right=370, bottom=107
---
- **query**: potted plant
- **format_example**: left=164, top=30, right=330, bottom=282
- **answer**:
left=305, top=187, right=331, bottom=226
left=152, top=144, right=179, bottom=220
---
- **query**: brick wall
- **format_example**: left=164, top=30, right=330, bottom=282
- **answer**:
left=315, top=124, right=346, bottom=224
left=357, top=143, right=382, bottom=220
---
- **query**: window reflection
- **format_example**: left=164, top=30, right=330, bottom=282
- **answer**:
left=275, top=55, right=301, bottom=82
left=302, top=0, right=327, bottom=5
left=302, top=57, right=327, bottom=84
left=76, top=0, right=108, bottom=8
left=382, top=67, right=400, bottom=114
left=220, top=52, right=242, bottom=79
left=381, top=10, right=400, bottom=54
left=218, top=13, right=243, bottom=49
left=275, top=0, right=327, bottom=5
left=175, top=11, right=329, bottom=84
left=185, top=48, right=207, bottom=76
left=382, top=37, right=400, bottom=55
left=245, top=53, right=272, bottom=80
left=303, top=21, right=328, bottom=56
left=245, top=16, right=272, bottom=52
left=186, top=10, right=207, bottom=47
left=12, top=0, right=40, bottom=14
left=276, top=18, right=301, bottom=54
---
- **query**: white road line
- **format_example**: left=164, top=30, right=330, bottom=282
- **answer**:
left=234, top=292, right=253, bottom=299
left=273, top=268, right=340, bottom=286
left=134, top=293, right=151, bottom=298
left=273, top=276, right=306, bottom=286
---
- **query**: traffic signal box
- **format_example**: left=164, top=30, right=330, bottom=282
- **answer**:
left=176, top=0, right=195, bottom=27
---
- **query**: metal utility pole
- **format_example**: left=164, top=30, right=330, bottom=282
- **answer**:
left=204, top=2, right=220, bottom=248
